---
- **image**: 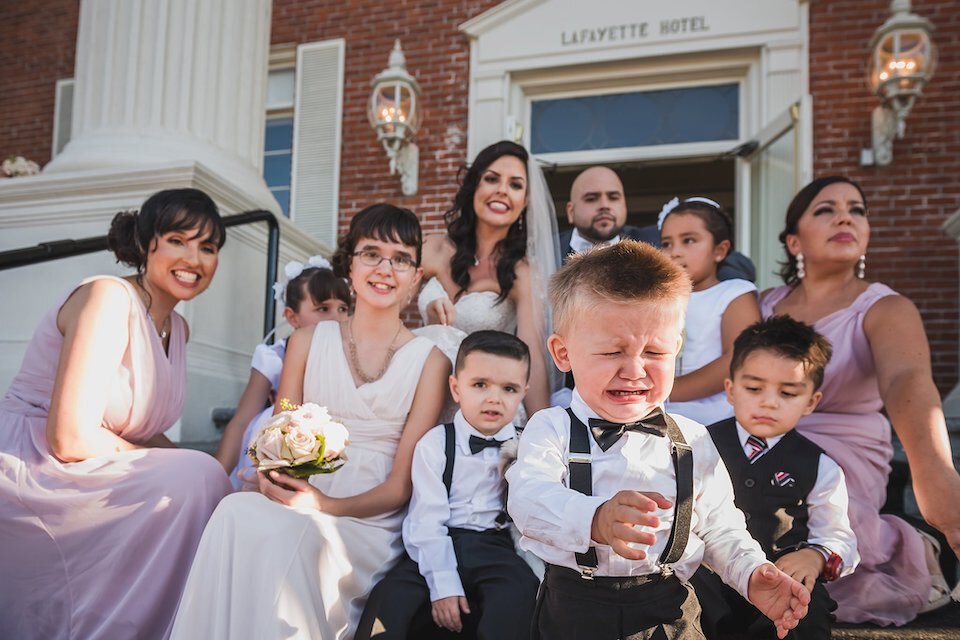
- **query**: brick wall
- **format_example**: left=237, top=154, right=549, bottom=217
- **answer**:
left=0, top=1, right=77, bottom=166
left=272, top=0, right=499, bottom=238
left=809, top=0, right=960, bottom=393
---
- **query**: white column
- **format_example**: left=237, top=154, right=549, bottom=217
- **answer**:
left=45, top=0, right=273, bottom=200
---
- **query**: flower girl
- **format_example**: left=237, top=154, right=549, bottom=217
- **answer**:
left=660, top=197, right=760, bottom=425
left=214, top=258, right=350, bottom=488
left=171, top=204, right=449, bottom=639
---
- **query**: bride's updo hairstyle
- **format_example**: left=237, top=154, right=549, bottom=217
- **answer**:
left=331, top=203, right=422, bottom=279
left=444, top=140, right=528, bottom=303
left=777, top=176, right=867, bottom=285
left=107, top=188, right=226, bottom=273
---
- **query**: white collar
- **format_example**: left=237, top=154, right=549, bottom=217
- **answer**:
left=734, top=420, right=785, bottom=450
left=452, top=410, right=516, bottom=454
left=569, top=228, right=620, bottom=254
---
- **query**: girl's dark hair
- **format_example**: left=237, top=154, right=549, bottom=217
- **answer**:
left=107, top=188, right=225, bottom=273
left=331, top=203, right=422, bottom=279
left=285, top=267, right=352, bottom=313
left=777, top=176, right=868, bottom=285
left=667, top=199, right=734, bottom=248
left=444, top=140, right=529, bottom=303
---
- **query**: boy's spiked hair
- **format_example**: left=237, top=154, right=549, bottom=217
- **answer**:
left=549, top=239, right=691, bottom=333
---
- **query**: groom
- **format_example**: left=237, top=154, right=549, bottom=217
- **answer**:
left=558, top=165, right=756, bottom=282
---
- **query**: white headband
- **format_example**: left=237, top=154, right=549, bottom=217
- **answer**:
left=656, top=196, right=722, bottom=230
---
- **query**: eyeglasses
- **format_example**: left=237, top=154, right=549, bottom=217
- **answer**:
left=351, top=250, right=417, bottom=272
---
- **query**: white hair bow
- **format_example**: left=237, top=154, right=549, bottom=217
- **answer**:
left=657, top=197, right=679, bottom=230
left=275, top=255, right=333, bottom=302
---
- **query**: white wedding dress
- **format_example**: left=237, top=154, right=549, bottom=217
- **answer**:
left=414, top=277, right=520, bottom=423
left=170, top=322, right=435, bottom=640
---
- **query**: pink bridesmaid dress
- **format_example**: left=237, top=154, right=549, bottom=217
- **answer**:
left=762, top=282, right=928, bottom=626
left=0, top=276, right=231, bottom=639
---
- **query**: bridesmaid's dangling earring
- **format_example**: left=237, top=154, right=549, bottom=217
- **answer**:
left=857, top=254, right=866, bottom=279
left=796, top=252, right=806, bottom=280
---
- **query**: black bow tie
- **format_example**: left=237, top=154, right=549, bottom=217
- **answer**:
left=469, top=435, right=505, bottom=455
left=587, top=408, right=668, bottom=452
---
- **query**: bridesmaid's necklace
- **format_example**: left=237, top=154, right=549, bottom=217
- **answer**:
left=347, top=318, right=403, bottom=384
left=136, top=281, right=170, bottom=340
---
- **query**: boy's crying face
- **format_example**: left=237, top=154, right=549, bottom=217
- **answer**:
left=549, top=300, right=683, bottom=424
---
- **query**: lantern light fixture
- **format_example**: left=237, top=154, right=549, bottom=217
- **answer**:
left=862, top=0, right=937, bottom=166
left=369, top=40, right=421, bottom=195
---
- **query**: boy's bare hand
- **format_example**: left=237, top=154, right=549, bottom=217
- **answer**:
left=748, top=563, right=811, bottom=639
left=432, top=596, right=470, bottom=632
left=590, top=491, right=672, bottom=560
left=775, top=548, right=825, bottom=593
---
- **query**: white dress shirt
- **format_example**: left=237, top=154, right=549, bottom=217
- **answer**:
left=403, top=411, right=515, bottom=601
left=568, top=228, right=620, bottom=254
left=506, top=390, right=768, bottom=599
left=734, top=422, right=859, bottom=576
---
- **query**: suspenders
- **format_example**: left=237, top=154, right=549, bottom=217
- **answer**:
left=565, top=408, right=694, bottom=580
left=442, top=423, right=456, bottom=495
left=441, top=422, right=509, bottom=527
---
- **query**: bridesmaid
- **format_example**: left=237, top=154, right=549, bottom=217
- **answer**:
left=762, top=176, right=960, bottom=625
left=0, top=188, right=232, bottom=639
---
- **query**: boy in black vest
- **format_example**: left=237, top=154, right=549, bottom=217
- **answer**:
left=694, top=316, right=859, bottom=639
left=356, top=330, right=539, bottom=640
left=508, top=241, right=811, bottom=640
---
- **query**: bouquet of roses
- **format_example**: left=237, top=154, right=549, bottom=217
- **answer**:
left=248, top=401, right=349, bottom=478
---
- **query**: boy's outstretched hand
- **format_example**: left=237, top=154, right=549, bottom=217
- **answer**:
left=432, top=596, right=470, bottom=632
left=591, top=491, right=673, bottom=561
left=748, top=563, right=811, bottom=639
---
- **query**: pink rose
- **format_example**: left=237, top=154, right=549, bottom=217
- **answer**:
left=284, top=425, right=321, bottom=465
left=254, top=427, right=290, bottom=470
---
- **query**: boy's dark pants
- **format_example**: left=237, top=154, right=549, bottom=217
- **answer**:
left=691, top=566, right=836, bottom=640
left=533, top=564, right=705, bottom=640
left=356, top=528, right=538, bottom=640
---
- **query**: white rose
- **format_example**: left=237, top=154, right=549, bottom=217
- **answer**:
left=320, top=422, right=349, bottom=460
left=291, top=403, right=331, bottom=434
left=284, top=426, right=321, bottom=465
left=254, top=426, right=290, bottom=470
left=260, top=412, right=292, bottom=431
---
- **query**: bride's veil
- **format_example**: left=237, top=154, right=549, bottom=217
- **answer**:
left=525, top=154, right=563, bottom=393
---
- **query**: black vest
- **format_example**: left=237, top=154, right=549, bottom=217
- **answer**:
left=707, top=418, right=823, bottom=559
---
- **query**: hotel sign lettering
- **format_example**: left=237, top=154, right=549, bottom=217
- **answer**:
left=561, top=16, right=710, bottom=46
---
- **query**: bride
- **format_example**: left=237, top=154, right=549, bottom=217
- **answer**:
left=171, top=204, right=449, bottom=639
left=418, top=141, right=560, bottom=415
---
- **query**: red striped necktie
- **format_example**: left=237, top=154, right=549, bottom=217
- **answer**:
left=745, top=434, right=768, bottom=463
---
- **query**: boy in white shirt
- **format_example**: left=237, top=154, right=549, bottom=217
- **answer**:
left=694, top=316, right=858, bottom=639
left=506, top=240, right=810, bottom=639
left=357, top=330, right=539, bottom=640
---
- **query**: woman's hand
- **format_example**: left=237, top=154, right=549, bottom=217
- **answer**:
left=426, top=297, right=456, bottom=327
left=257, top=470, right=328, bottom=511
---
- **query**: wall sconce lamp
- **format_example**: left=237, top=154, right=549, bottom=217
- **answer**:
left=369, top=40, right=422, bottom=196
left=863, top=0, right=936, bottom=166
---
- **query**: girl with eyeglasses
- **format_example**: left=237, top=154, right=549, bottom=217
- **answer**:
left=171, top=203, right=449, bottom=639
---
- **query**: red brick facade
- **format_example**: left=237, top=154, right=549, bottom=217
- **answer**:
left=809, top=0, right=960, bottom=392
left=2, top=0, right=958, bottom=391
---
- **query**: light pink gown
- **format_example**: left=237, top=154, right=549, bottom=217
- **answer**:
left=0, top=276, right=231, bottom=639
left=763, top=282, right=928, bottom=626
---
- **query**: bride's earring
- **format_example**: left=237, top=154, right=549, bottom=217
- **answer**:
left=796, top=252, right=805, bottom=280
left=857, top=254, right=866, bottom=279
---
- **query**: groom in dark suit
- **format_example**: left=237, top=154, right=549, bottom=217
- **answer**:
left=558, top=165, right=755, bottom=282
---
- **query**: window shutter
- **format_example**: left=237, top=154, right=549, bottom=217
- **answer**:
left=291, top=40, right=345, bottom=246
left=52, top=79, right=75, bottom=157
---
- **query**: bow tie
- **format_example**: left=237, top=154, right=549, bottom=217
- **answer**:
left=469, top=435, right=505, bottom=455
left=587, top=408, right=668, bottom=452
